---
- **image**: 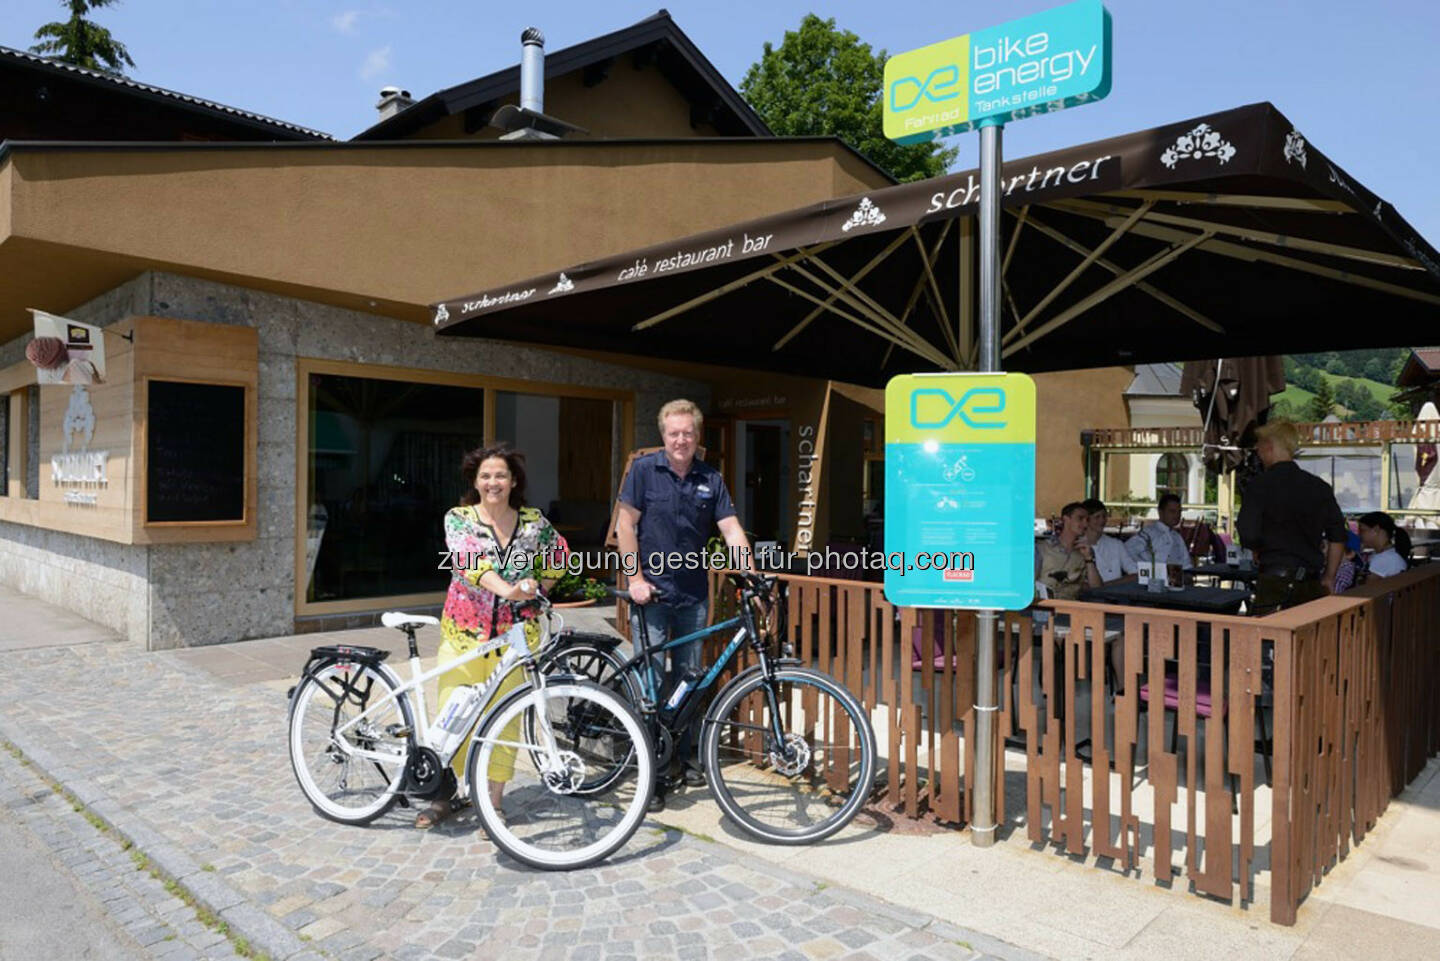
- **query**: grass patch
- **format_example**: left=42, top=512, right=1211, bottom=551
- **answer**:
left=201, top=863, right=216, bottom=873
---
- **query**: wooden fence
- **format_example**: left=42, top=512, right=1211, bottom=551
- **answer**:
left=617, top=565, right=1440, bottom=924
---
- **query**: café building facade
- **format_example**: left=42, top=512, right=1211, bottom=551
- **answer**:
left=0, top=14, right=1127, bottom=649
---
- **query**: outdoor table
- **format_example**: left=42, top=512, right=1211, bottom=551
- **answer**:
left=1189, top=562, right=1260, bottom=582
left=1080, top=581, right=1250, bottom=615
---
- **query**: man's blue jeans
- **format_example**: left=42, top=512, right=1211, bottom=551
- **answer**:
left=630, top=601, right=708, bottom=771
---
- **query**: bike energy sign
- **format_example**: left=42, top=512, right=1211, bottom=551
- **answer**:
left=883, top=0, right=1112, bottom=144
left=884, top=373, right=1036, bottom=610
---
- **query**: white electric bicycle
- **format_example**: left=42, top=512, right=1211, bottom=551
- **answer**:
left=286, top=597, right=654, bottom=870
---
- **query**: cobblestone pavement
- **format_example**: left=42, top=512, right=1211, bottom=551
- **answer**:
left=0, top=640, right=1035, bottom=961
left=0, top=746, right=239, bottom=961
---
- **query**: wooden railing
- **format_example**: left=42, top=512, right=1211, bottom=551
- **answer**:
left=1087, top=418, right=1440, bottom=450
left=1033, top=562, right=1440, bottom=924
left=620, top=566, right=1440, bottom=925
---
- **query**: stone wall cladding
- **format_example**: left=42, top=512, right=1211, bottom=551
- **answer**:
left=146, top=272, right=705, bottom=647
left=4, top=271, right=707, bottom=647
left=0, top=521, right=148, bottom=640
left=1, top=277, right=152, bottom=643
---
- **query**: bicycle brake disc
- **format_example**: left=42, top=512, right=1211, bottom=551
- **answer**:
left=541, top=750, right=586, bottom=794
left=769, top=733, right=812, bottom=777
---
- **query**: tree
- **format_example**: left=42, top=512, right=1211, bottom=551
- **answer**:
left=1306, top=378, right=1336, bottom=421
left=1334, top=380, right=1382, bottom=421
left=1361, top=357, right=1388, bottom=384
left=1270, top=398, right=1298, bottom=421
left=30, top=0, right=135, bottom=75
left=741, top=15, right=959, bottom=183
left=1292, top=365, right=1323, bottom=394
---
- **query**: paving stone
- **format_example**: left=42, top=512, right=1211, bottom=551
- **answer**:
left=0, top=635, right=1043, bottom=961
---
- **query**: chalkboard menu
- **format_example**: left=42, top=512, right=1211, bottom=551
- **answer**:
left=146, top=380, right=246, bottom=523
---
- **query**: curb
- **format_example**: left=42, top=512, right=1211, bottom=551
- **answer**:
left=0, top=717, right=322, bottom=961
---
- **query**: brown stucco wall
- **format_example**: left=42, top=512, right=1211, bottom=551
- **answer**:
left=1032, top=366, right=1134, bottom=516
left=0, top=140, right=893, bottom=343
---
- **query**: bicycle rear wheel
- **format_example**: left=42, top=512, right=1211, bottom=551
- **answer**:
left=468, top=679, right=653, bottom=870
left=703, top=667, right=876, bottom=844
left=288, top=663, right=410, bottom=824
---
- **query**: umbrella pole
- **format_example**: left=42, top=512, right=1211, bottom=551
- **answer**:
left=972, top=119, right=1004, bottom=848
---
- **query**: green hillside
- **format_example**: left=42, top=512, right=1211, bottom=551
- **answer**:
left=1312, top=370, right=1394, bottom=405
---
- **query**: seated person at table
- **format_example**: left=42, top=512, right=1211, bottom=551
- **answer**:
left=1332, top=530, right=1364, bottom=593
left=1081, top=498, right=1137, bottom=583
left=1124, top=493, right=1194, bottom=572
left=1035, top=502, right=1101, bottom=600
left=1357, top=511, right=1412, bottom=578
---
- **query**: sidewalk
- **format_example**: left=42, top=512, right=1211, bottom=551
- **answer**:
left=2, top=584, right=1436, bottom=961
left=0, top=585, right=1033, bottom=961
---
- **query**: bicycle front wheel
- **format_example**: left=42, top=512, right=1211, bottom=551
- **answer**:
left=288, top=663, right=410, bottom=825
left=468, top=679, right=653, bottom=870
left=703, top=667, right=876, bottom=844
left=531, top=640, right=641, bottom=795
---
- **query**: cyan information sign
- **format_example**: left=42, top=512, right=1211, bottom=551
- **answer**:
left=884, top=373, right=1037, bottom=610
left=883, top=0, right=1112, bottom=144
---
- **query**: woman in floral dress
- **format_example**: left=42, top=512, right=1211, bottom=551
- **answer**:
left=416, top=444, right=568, bottom=829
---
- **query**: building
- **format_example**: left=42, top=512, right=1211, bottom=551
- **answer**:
left=1115, top=362, right=1206, bottom=507
left=1, top=12, right=1129, bottom=648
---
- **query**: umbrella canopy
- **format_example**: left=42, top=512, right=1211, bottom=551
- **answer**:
left=1179, top=356, right=1287, bottom=473
left=431, top=103, right=1440, bottom=387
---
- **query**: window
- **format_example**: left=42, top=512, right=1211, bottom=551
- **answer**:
left=1155, top=453, right=1189, bottom=500
left=305, top=374, right=485, bottom=602
left=494, top=391, right=616, bottom=553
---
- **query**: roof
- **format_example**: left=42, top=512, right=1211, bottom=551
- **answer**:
left=432, top=102, right=1440, bottom=388
left=353, top=10, right=769, bottom=141
left=0, top=44, right=330, bottom=140
left=1125, top=363, right=1184, bottom=397
left=1397, top=347, right=1440, bottom=387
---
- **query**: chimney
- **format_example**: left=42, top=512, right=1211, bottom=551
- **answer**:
left=519, top=27, right=545, bottom=114
left=375, top=86, right=414, bottom=121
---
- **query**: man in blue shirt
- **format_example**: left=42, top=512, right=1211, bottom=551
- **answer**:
left=617, top=399, right=751, bottom=805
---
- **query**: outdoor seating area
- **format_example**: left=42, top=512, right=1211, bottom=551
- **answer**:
left=681, top=561, right=1440, bottom=925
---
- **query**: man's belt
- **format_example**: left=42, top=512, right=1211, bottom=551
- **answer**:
left=1259, top=565, right=1319, bottom=581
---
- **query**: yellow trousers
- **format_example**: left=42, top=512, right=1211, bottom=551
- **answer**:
left=435, top=619, right=541, bottom=783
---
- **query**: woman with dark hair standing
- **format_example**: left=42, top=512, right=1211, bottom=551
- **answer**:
left=415, top=444, right=568, bottom=829
left=1357, top=511, right=1411, bottom=578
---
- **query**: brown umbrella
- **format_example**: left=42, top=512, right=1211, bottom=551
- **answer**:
left=1179, top=356, right=1287, bottom=474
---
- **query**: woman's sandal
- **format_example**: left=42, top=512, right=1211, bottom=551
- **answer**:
left=414, top=798, right=466, bottom=829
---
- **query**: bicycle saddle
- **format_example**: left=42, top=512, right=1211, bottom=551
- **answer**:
left=381, top=611, right=439, bottom=630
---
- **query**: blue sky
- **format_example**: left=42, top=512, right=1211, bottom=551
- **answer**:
left=4, top=1, right=1437, bottom=240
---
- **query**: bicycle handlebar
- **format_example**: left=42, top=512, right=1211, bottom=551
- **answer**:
left=608, top=585, right=665, bottom=604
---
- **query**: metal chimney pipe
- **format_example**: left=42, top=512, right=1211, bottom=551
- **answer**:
left=520, top=27, right=545, bottom=114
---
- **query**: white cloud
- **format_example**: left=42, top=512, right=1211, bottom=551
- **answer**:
left=331, top=10, right=361, bottom=34
left=359, top=46, right=392, bottom=81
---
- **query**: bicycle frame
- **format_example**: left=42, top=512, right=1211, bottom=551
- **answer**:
left=622, top=613, right=746, bottom=705
left=326, top=615, right=562, bottom=785
left=617, top=587, right=791, bottom=758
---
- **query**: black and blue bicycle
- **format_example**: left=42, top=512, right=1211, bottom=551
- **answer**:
left=535, top=572, right=877, bottom=844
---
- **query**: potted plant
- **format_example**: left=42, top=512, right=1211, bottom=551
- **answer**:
left=545, top=569, right=609, bottom=608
